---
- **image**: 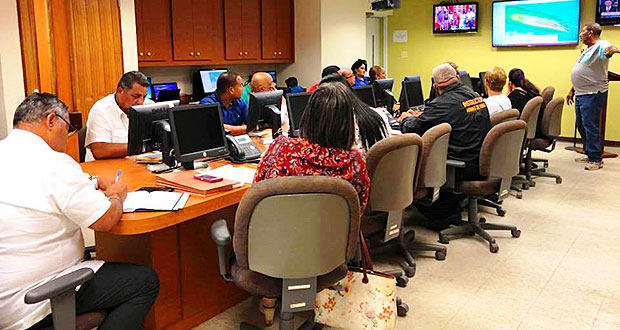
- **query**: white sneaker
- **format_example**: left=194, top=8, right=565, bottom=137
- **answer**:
left=575, top=155, right=589, bottom=163
left=585, top=161, right=603, bottom=171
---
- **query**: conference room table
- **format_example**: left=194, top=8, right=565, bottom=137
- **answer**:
left=80, top=138, right=268, bottom=330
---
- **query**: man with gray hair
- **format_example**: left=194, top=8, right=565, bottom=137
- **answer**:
left=398, top=63, right=491, bottom=230
left=85, top=71, right=153, bottom=161
left=0, top=93, right=158, bottom=330
left=567, top=23, right=620, bottom=170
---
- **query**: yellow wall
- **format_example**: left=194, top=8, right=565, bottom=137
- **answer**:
left=388, top=0, right=620, bottom=141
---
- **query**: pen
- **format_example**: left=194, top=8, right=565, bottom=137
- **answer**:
left=115, top=170, right=122, bottom=183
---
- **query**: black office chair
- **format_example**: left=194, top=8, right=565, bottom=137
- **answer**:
left=77, top=127, right=87, bottom=163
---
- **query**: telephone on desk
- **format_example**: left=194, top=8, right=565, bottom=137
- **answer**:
left=226, top=134, right=262, bottom=163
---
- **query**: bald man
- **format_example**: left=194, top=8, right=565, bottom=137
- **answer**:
left=338, top=68, right=355, bottom=86
left=250, top=72, right=290, bottom=134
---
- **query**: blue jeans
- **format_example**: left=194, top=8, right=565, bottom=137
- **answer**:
left=575, top=92, right=607, bottom=162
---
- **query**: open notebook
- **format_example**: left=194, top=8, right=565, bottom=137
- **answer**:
left=123, top=191, right=190, bottom=213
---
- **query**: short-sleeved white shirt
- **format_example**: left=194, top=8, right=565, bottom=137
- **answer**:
left=484, top=94, right=513, bottom=116
left=84, top=94, right=154, bottom=162
left=0, top=129, right=111, bottom=330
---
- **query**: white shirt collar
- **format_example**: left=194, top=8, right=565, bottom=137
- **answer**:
left=110, top=93, right=128, bottom=119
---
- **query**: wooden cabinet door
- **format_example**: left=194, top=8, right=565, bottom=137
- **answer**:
left=225, top=0, right=260, bottom=60
left=275, top=0, right=292, bottom=60
left=135, top=0, right=145, bottom=60
left=171, top=0, right=194, bottom=61
left=192, top=0, right=224, bottom=61
left=139, top=0, right=172, bottom=61
left=261, top=0, right=292, bottom=60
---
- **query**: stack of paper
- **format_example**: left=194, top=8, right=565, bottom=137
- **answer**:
left=155, top=170, right=237, bottom=196
left=198, top=165, right=257, bottom=184
left=123, top=191, right=190, bottom=213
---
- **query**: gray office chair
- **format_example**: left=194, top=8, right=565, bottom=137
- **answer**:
left=211, top=176, right=362, bottom=330
left=532, top=86, right=556, bottom=167
left=25, top=268, right=106, bottom=330
left=490, top=109, right=519, bottom=126
left=512, top=96, right=542, bottom=191
left=439, top=120, right=527, bottom=253
left=530, top=97, right=564, bottom=184
left=361, top=134, right=425, bottom=279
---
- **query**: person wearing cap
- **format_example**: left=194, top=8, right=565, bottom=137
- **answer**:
left=398, top=63, right=491, bottom=230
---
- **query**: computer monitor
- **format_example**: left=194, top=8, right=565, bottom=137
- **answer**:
left=248, top=90, right=283, bottom=135
left=152, top=82, right=179, bottom=101
left=400, top=79, right=425, bottom=110
left=192, top=69, right=227, bottom=102
left=168, top=103, right=228, bottom=170
left=353, top=85, right=377, bottom=108
left=146, top=77, right=153, bottom=100
left=478, top=71, right=488, bottom=97
left=285, top=92, right=311, bottom=137
left=127, top=101, right=180, bottom=157
left=267, top=71, right=277, bottom=85
left=459, top=71, right=474, bottom=90
left=404, top=76, right=420, bottom=82
left=372, top=78, right=395, bottom=109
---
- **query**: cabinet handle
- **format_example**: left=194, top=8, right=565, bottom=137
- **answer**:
left=139, top=52, right=144, bottom=56
left=244, top=51, right=249, bottom=56
left=147, top=52, right=152, bottom=56
left=190, top=52, right=194, bottom=56
left=196, top=51, right=201, bottom=56
left=239, top=51, right=243, bottom=56
left=273, top=51, right=277, bottom=56
left=278, top=52, right=282, bottom=55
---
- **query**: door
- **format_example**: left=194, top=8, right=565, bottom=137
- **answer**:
left=171, top=0, right=194, bottom=60
left=137, top=0, right=172, bottom=61
left=225, top=0, right=260, bottom=60
left=365, top=17, right=383, bottom=68
left=192, top=0, right=224, bottom=61
left=261, top=0, right=292, bottom=60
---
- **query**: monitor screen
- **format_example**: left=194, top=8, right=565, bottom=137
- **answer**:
left=168, top=104, right=228, bottom=164
left=267, top=71, right=277, bottom=84
left=459, top=71, right=474, bottom=90
left=353, top=85, right=377, bottom=108
left=433, top=3, right=478, bottom=33
left=199, top=69, right=227, bottom=94
left=597, top=0, right=620, bottom=25
left=285, top=92, right=311, bottom=137
left=127, top=101, right=180, bottom=156
left=401, top=80, right=424, bottom=109
left=492, top=0, right=580, bottom=47
left=152, top=82, right=178, bottom=100
left=146, top=77, right=153, bottom=100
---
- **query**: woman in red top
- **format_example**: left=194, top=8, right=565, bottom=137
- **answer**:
left=254, top=81, right=370, bottom=210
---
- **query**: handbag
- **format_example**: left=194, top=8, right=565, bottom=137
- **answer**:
left=314, top=231, right=397, bottom=329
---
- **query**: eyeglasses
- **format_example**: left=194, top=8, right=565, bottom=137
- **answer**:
left=55, top=113, right=78, bottom=136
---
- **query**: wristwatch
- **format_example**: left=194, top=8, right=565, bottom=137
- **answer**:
left=89, top=175, right=99, bottom=189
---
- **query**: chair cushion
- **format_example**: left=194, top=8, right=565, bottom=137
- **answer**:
left=529, top=138, right=551, bottom=150
left=456, top=178, right=501, bottom=196
left=231, top=263, right=348, bottom=298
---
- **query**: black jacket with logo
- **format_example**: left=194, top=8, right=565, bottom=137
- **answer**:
left=401, top=82, right=491, bottom=167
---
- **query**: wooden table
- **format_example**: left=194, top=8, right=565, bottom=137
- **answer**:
left=80, top=157, right=258, bottom=330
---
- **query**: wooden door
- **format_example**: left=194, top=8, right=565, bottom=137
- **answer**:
left=224, top=0, right=244, bottom=60
left=192, top=0, right=224, bottom=61
left=138, top=0, right=172, bottom=61
left=225, top=0, right=260, bottom=60
left=171, top=0, right=195, bottom=61
left=261, top=0, right=292, bottom=60
left=275, top=0, right=292, bottom=60
left=135, top=0, right=145, bottom=60
left=240, top=0, right=260, bottom=59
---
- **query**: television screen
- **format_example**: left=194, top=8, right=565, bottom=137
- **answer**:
left=433, top=3, right=478, bottom=33
left=492, top=0, right=581, bottom=47
left=597, top=0, right=620, bottom=25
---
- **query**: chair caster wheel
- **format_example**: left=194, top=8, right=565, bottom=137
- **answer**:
left=556, top=178, right=562, bottom=184
left=438, top=235, right=449, bottom=244
left=516, top=192, right=523, bottom=199
left=480, top=217, right=487, bottom=223
left=544, top=162, right=549, bottom=168
left=522, top=183, right=530, bottom=190
left=435, top=251, right=447, bottom=261
left=404, top=264, right=416, bottom=278
left=396, top=275, right=409, bottom=288
left=489, top=242, right=499, bottom=253
left=511, top=229, right=521, bottom=238
left=497, top=209, right=506, bottom=217
left=397, top=301, right=409, bottom=317
left=530, top=181, right=536, bottom=187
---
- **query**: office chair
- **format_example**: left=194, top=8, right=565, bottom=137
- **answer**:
left=77, top=127, right=87, bottom=163
left=25, top=268, right=106, bottom=330
left=531, top=86, right=556, bottom=166
left=439, top=120, right=527, bottom=253
left=529, top=97, right=564, bottom=184
left=361, top=134, right=425, bottom=279
left=211, top=176, right=363, bottom=329
left=511, top=96, right=543, bottom=192
left=489, top=109, right=519, bottom=126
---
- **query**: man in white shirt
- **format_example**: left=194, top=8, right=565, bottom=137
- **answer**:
left=483, top=66, right=512, bottom=116
left=0, top=93, right=159, bottom=330
left=85, top=71, right=152, bottom=161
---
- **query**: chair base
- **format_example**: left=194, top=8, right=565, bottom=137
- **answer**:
left=531, top=167, right=562, bottom=184
left=477, top=198, right=506, bottom=216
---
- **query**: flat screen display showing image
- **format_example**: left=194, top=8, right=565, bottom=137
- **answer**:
left=596, top=0, right=620, bottom=25
left=492, top=0, right=580, bottom=47
left=433, top=3, right=478, bottom=33
left=200, top=69, right=227, bottom=94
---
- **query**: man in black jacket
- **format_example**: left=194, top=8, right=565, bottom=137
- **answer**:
left=398, top=63, right=491, bottom=229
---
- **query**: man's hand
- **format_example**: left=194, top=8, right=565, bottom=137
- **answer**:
left=605, top=45, right=620, bottom=57
left=397, top=111, right=414, bottom=123
left=566, top=88, right=575, bottom=106
left=102, top=181, right=128, bottom=202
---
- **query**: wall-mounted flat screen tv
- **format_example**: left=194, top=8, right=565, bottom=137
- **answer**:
left=433, top=2, right=478, bottom=33
left=492, top=0, right=580, bottom=47
left=596, top=0, right=620, bottom=25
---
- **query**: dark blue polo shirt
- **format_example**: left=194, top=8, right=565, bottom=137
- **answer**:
left=199, top=93, right=248, bottom=126
left=353, top=76, right=369, bottom=87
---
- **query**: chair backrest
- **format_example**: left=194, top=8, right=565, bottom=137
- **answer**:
left=233, top=176, right=361, bottom=279
left=78, top=127, right=87, bottom=163
left=479, top=120, right=528, bottom=179
left=490, top=109, right=519, bottom=126
left=541, top=97, right=564, bottom=139
left=519, top=96, right=543, bottom=139
left=365, top=134, right=423, bottom=212
left=415, top=123, right=451, bottom=199
left=541, top=86, right=555, bottom=106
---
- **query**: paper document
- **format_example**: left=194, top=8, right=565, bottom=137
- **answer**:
left=199, top=164, right=257, bottom=184
left=123, top=191, right=189, bottom=213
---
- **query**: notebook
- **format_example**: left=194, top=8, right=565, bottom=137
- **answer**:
left=155, top=170, right=237, bottom=196
left=123, top=191, right=189, bottom=213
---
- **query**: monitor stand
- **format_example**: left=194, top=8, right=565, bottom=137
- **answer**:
left=181, top=161, right=194, bottom=170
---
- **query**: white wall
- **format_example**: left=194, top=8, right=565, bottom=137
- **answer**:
left=0, top=1, right=26, bottom=139
left=119, top=0, right=139, bottom=72
left=320, top=0, right=368, bottom=69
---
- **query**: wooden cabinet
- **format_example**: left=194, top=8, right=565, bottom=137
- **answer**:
left=261, top=0, right=293, bottom=60
left=171, top=0, right=224, bottom=61
left=224, top=0, right=261, bottom=60
left=135, top=0, right=172, bottom=62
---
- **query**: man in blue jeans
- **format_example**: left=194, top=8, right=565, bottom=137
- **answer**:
left=567, top=23, right=620, bottom=170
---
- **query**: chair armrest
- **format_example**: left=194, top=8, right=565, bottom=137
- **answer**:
left=210, top=219, right=233, bottom=281
left=445, top=159, right=466, bottom=191
left=25, top=268, right=94, bottom=304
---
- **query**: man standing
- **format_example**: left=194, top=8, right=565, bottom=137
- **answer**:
left=567, top=23, right=620, bottom=170
left=200, top=71, right=248, bottom=135
left=85, top=71, right=152, bottom=161
left=0, top=93, right=158, bottom=330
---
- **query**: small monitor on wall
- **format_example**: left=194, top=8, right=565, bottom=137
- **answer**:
left=492, top=0, right=580, bottom=47
left=596, top=0, right=620, bottom=25
left=433, top=2, right=478, bottom=33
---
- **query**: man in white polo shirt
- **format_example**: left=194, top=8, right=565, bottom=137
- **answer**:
left=0, top=93, right=159, bottom=330
left=85, top=71, right=152, bottom=161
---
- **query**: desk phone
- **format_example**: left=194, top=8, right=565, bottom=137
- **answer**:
left=226, top=134, right=262, bottom=163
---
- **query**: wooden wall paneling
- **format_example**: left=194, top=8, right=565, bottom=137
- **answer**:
left=150, top=227, right=183, bottom=329
left=17, top=0, right=41, bottom=95
left=241, top=0, right=261, bottom=60
left=276, top=0, right=293, bottom=60
left=192, top=0, right=224, bottom=61
left=261, top=0, right=278, bottom=60
left=50, top=0, right=74, bottom=112
left=32, top=0, right=54, bottom=93
left=171, top=0, right=195, bottom=61
left=224, top=0, right=244, bottom=60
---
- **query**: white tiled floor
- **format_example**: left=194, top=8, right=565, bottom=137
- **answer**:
left=195, top=143, right=620, bottom=330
